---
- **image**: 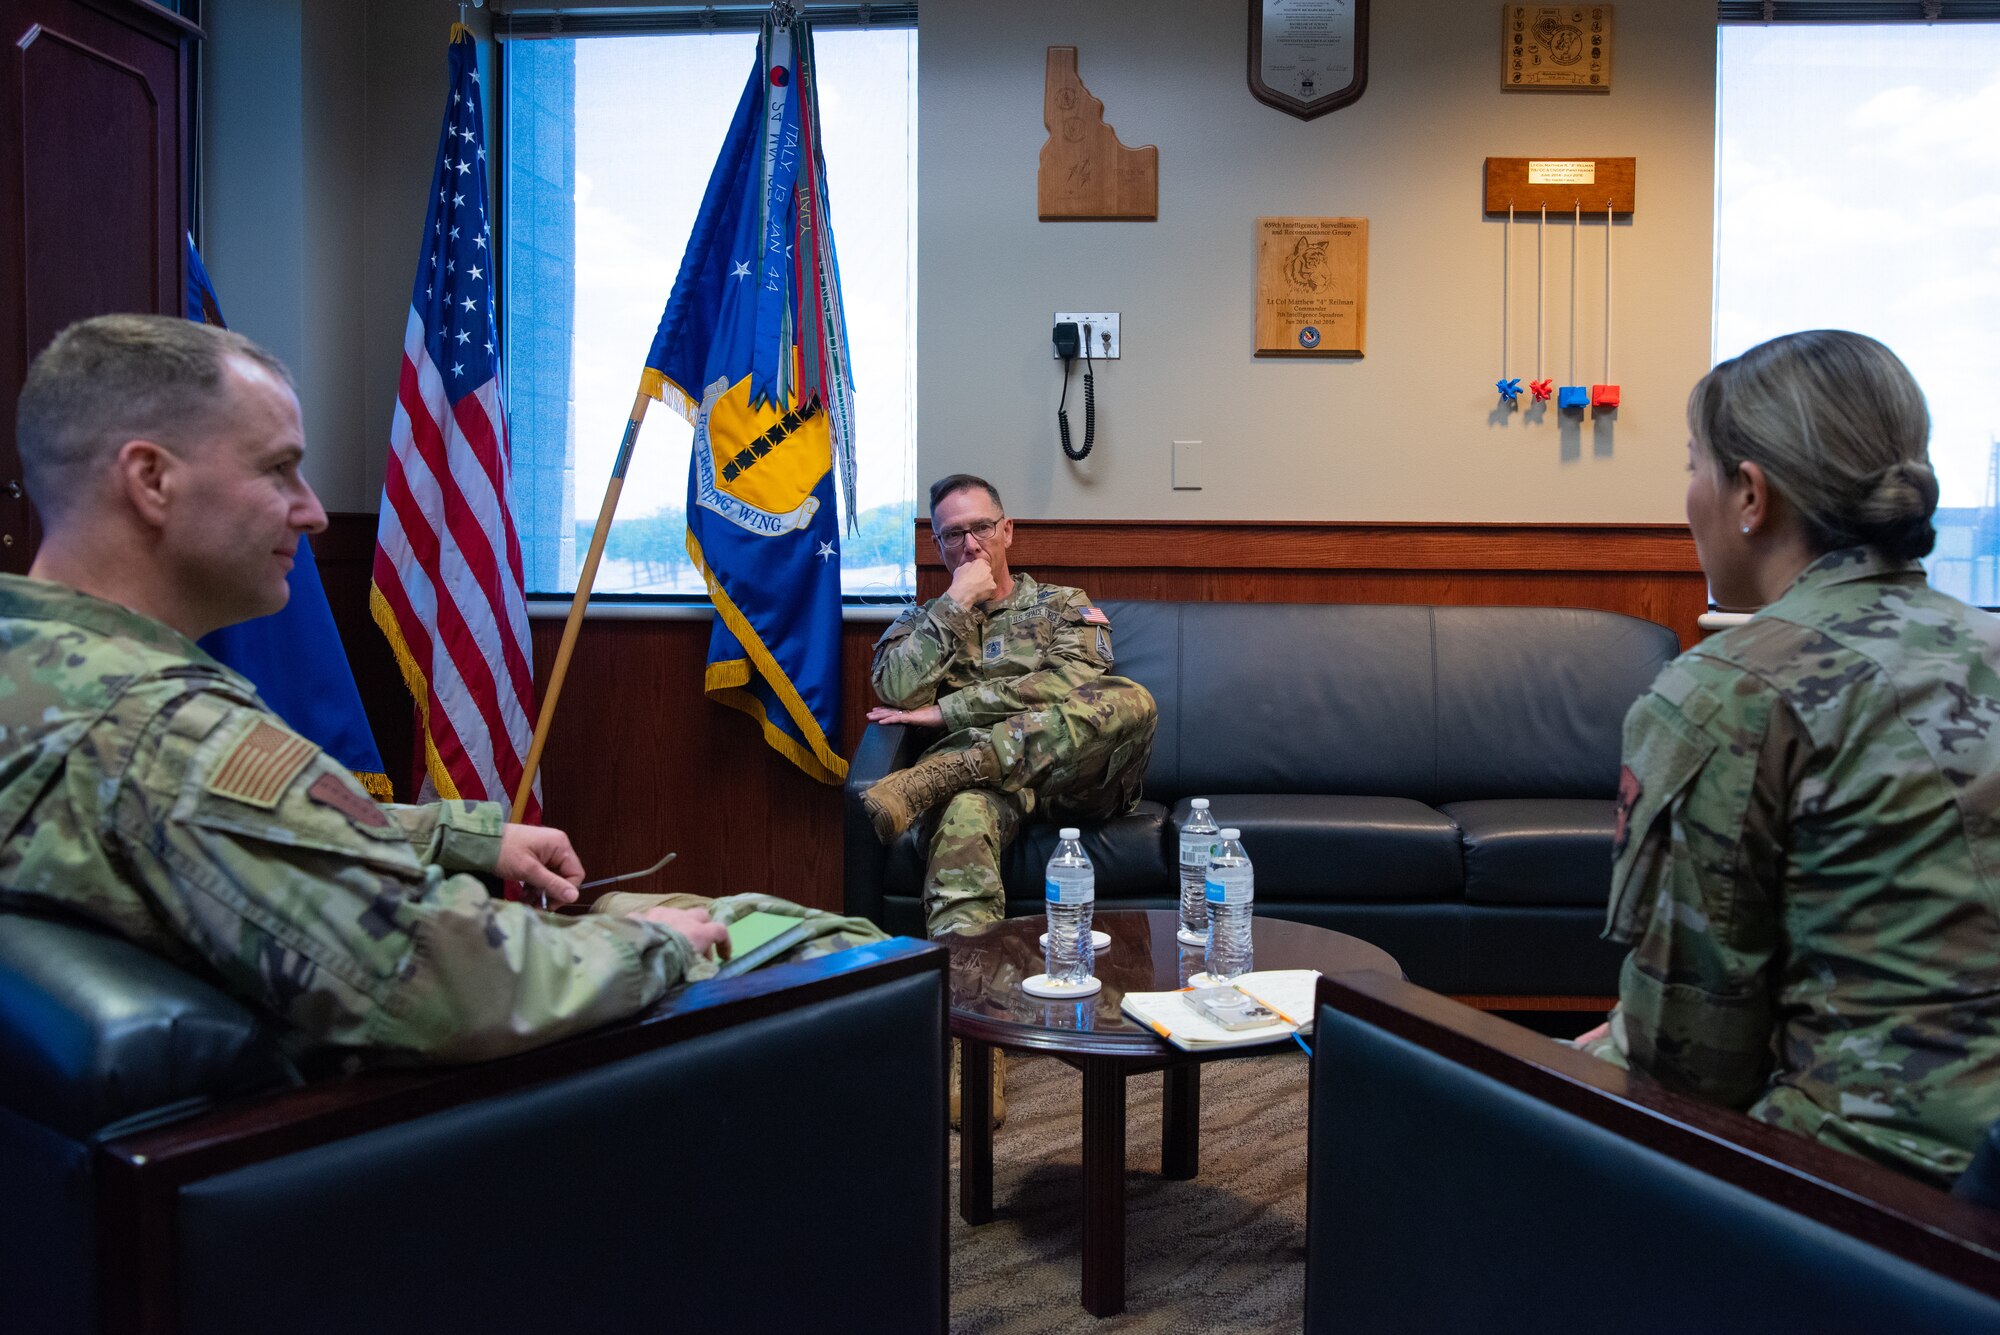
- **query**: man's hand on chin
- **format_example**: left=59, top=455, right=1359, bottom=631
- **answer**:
left=946, top=556, right=996, bottom=610
left=869, top=704, right=944, bottom=728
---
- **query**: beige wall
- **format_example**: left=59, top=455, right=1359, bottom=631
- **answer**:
left=208, top=0, right=1717, bottom=525
left=202, top=0, right=479, bottom=514
left=917, top=0, right=1716, bottom=523
left=201, top=0, right=310, bottom=476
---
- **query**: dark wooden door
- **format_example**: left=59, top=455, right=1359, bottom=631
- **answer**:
left=0, top=0, right=198, bottom=571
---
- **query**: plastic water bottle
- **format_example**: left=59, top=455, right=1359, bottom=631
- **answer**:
left=1177, top=798, right=1219, bottom=944
left=1204, top=829, right=1254, bottom=981
left=1177, top=943, right=1205, bottom=989
left=1044, top=828, right=1096, bottom=985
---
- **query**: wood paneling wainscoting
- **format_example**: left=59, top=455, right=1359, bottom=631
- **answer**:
left=917, top=520, right=1706, bottom=650
left=317, top=513, right=875, bottom=912
left=517, top=617, right=884, bottom=912
left=320, top=515, right=1701, bottom=915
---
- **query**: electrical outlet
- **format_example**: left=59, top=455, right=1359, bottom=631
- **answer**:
left=1172, top=439, right=1202, bottom=490
left=1053, top=311, right=1120, bottom=359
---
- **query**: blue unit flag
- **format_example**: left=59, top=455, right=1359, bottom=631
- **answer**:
left=187, top=234, right=392, bottom=798
left=643, top=16, right=856, bottom=784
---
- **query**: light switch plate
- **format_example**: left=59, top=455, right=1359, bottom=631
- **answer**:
left=1172, top=439, right=1202, bottom=490
left=1054, top=311, right=1120, bottom=359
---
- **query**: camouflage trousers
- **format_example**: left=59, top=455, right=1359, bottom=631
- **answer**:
left=919, top=676, right=1157, bottom=938
left=592, top=890, right=890, bottom=983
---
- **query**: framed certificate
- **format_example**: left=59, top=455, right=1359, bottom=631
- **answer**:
left=1248, top=0, right=1368, bottom=120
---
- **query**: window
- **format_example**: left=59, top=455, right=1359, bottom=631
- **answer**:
left=1716, top=22, right=2000, bottom=606
left=501, top=25, right=918, bottom=601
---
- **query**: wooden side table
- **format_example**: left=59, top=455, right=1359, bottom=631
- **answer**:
left=944, top=910, right=1400, bottom=1317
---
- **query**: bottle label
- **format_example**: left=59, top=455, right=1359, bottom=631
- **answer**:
left=1205, top=865, right=1254, bottom=906
left=1179, top=833, right=1216, bottom=867
left=1046, top=874, right=1095, bottom=905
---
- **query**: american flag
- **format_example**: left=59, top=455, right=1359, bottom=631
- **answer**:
left=370, top=29, right=538, bottom=821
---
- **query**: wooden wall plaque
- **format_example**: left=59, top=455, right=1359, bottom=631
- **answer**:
left=1038, top=47, right=1158, bottom=221
left=1503, top=5, right=1613, bottom=92
left=1483, top=157, right=1634, bottom=216
left=1255, top=216, right=1367, bottom=357
left=1248, top=0, right=1370, bottom=120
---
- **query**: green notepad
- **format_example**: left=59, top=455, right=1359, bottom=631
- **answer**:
left=726, top=910, right=801, bottom=957
left=713, top=910, right=821, bottom=981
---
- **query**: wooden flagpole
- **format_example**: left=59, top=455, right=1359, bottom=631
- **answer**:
left=512, top=387, right=651, bottom=820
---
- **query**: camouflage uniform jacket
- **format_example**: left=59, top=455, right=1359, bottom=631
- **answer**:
left=871, top=574, right=1115, bottom=731
left=1594, top=547, right=2000, bottom=1186
left=0, top=575, right=696, bottom=1063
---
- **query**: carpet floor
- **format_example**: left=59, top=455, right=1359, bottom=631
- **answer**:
left=949, top=1050, right=1311, bottom=1335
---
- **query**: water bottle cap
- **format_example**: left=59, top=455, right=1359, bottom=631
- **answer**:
left=1058, top=827, right=1081, bottom=840
left=1220, top=828, right=1241, bottom=839
left=1190, top=798, right=1209, bottom=809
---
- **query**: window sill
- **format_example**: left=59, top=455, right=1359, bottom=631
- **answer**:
left=525, top=598, right=908, bottom=624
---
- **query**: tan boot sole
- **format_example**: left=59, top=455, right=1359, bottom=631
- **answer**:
left=863, top=792, right=908, bottom=844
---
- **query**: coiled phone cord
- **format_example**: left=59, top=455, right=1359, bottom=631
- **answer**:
left=1059, top=332, right=1095, bottom=461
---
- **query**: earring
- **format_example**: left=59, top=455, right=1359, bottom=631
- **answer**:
left=1740, top=523, right=1752, bottom=535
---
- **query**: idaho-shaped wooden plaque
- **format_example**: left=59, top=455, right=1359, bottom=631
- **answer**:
left=1037, top=47, right=1158, bottom=221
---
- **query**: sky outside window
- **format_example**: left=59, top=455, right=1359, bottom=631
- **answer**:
left=1716, top=23, right=2000, bottom=604
left=505, top=28, right=918, bottom=600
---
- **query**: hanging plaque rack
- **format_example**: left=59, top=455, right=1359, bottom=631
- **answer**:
left=1483, top=157, right=1635, bottom=216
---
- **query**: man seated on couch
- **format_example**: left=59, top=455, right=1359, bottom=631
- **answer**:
left=1, top=314, right=882, bottom=1064
left=863, top=474, right=1157, bottom=939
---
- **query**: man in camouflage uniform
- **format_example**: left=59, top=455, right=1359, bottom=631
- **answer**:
left=0, top=314, right=882, bottom=1064
left=1583, top=546, right=2000, bottom=1188
left=863, top=474, right=1157, bottom=939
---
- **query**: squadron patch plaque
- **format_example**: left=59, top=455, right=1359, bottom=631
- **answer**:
left=1504, top=5, right=1612, bottom=93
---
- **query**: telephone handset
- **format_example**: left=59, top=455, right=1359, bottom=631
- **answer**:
left=1054, top=320, right=1095, bottom=461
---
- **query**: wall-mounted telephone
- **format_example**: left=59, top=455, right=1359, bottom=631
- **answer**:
left=1054, top=320, right=1095, bottom=460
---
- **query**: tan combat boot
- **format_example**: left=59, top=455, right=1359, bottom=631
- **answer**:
left=862, top=745, right=1002, bottom=843
left=947, top=1038, right=1007, bottom=1130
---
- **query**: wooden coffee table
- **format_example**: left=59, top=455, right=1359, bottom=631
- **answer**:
left=945, top=909, right=1400, bottom=1317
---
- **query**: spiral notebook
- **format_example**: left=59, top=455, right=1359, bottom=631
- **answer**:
left=1118, top=970, right=1321, bottom=1051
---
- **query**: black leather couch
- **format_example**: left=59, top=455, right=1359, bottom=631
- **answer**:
left=1306, top=971, right=2000, bottom=1332
left=846, top=601, right=1678, bottom=996
left=0, top=911, right=948, bottom=1335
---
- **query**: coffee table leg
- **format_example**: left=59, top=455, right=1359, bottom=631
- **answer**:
left=1080, top=1059, right=1127, bottom=1317
left=1162, top=1063, right=1200, bottom=1179
left=959, top=1039, right=994, bottom=1225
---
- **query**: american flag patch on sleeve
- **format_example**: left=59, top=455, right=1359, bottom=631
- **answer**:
left=1080, top=606, right=1110, bottom=626
left=206, top=720, right=319, bottom=809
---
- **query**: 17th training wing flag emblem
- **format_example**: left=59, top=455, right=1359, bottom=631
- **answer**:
left=641, top=12, right=857, bottom=785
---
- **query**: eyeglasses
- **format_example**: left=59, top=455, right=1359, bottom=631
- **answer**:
left=936, top=518, right=1002, bottom=550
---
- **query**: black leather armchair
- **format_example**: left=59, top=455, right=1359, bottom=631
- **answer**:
left=1958, top=1118, right=2000, bottom=1212
left=1306, top=971, right=2000, bottom=1332
left=1, top=911, right=948, bottom=1335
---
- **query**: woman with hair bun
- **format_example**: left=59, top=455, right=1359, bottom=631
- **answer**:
left=1579, top=329, right=2000, bottom=1189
